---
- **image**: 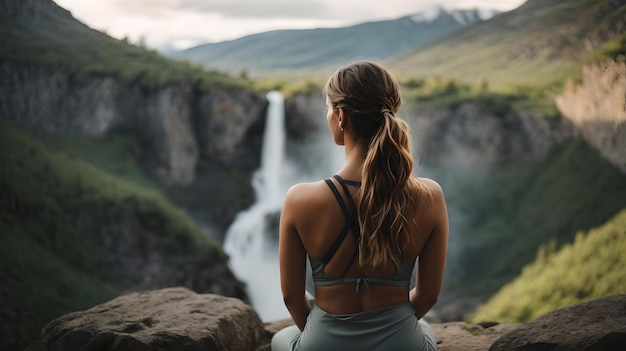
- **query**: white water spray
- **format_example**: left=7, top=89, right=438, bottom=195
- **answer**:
left=223, top=91, right=289, bottom=321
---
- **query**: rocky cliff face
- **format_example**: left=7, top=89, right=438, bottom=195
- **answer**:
left=0, top=62, right=266, bottom=185
left=0, top=62, right=267, bottom=233
left=409, top=103, right=575, bottom=170
left=556, top=60, right=626, bottom=173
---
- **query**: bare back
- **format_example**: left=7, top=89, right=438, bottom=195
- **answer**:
left=279, top=175, right=447, bottom=317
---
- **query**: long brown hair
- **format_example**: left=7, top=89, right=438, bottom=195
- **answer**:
left=325, top=61, right=420, bottom=268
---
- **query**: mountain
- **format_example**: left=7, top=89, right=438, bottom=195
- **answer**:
left=389, top=0, right=626, bottom=88
left=169, top=7, right=499, bottom=77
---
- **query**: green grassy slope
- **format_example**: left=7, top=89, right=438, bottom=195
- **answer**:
left=33, top=131, right=156, bottom=189
left=0, top=2, right=249, bottom=90
left=441, top=140, right=626, bottom=301
left=389, top=0, right=626, bottom=89
left=470, top=208, right=626, bottom=323
left=0, top=117, right=227, bottom=349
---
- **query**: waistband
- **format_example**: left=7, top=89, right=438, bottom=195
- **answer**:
left=312, top=302, right=416, bottom=322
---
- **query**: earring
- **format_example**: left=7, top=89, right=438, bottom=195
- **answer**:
left=340, top=127, right=344, bottom=132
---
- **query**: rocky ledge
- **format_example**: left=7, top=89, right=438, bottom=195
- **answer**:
left=26, top=288, right=626, bottom=351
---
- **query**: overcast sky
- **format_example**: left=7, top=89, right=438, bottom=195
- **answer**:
left=55, top=0, right=527, bottom=51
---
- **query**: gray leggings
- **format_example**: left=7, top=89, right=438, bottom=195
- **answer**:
left=271, top=303, right=437, bottom=351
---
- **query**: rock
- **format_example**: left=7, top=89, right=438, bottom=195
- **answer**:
left=26, top=287, right=267, bottom=351
left=489, top=295, right=626, bottom=351
left=432, top=322, right=520, bottom=351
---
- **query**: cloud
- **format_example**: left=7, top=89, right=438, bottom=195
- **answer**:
left=109, top=0, right=181, bottom=18
left=176, top=0, right=330, bottom=19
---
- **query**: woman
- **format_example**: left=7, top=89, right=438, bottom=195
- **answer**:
left=271, top=61, right=448, bottom=351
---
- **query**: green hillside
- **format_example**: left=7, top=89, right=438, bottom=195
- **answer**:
left=0, top=117, right=228, bottom=349
left=0, top=1, right=248, bottom=90
left=440, top=139, right=626, bottom=302
left=470, top=208, right=626, bottom=323
left=389, top=0, right=626, bottom=89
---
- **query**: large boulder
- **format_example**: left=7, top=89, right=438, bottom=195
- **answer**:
left=490, top=294, right=626, bottom=351
left=26, top=287, right=266, bottom=351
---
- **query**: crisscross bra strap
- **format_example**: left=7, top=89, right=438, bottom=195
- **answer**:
left=321, top=176, right=361, bottom=277
left=332, top=175, right=360, bottom=235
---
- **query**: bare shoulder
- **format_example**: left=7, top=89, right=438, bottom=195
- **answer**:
left=414, top=177, right=446, bottom=210
left=417, top=177, right=444, bottom=197
left=417, top=178, right=443, bottom=198
left=282, top=180, right=330, bottom=228
left=284, top=180, right=329, bottom=206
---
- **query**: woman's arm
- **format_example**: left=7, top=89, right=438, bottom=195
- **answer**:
left=278, top=185, right=311, bottom=330
left=410, top=181, right=449, bottom=319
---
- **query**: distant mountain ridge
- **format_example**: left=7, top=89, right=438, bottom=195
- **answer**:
left=169, top=7, right=500, bottom=77
left=389, top=0, right=626, bottom=87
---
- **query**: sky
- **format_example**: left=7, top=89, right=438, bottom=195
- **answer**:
left=55, top=0, right=527, bottom=51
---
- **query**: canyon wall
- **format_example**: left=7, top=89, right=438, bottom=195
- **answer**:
left=0, top=62, right=268, bottom=234
left=408, top=103, right=574, bottom=170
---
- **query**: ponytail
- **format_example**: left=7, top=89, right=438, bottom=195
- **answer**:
left=357, top=109, right=418, bottom=268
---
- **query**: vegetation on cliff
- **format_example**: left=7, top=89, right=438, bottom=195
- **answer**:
left=470, top=209, right=626, bottom=323
left=400, top=76, right=562, bottom=118
left=440, top=139, right=626, bottom=307
left=587, top=32, right=626, bottom=63
left=0, top=117, right=232, bottom=349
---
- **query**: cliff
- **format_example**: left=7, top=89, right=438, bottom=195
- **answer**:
left=0, top=61, right=268, bottom=233
left=556, top=59, right=626, bottom=173
left=1, top=0, right=271, bottom=234
left=408, top=104, right=574, bottom=169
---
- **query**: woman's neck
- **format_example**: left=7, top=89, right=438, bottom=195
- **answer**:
left=338, top=137, right=367, bottom=180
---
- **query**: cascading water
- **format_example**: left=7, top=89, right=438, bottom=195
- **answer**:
left=224, top=90, right=343, bottom=322
left=223, top=91, right=290, bottom=321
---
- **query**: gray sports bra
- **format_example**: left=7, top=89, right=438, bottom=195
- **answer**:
left=309, top=175, right=414, bottom=293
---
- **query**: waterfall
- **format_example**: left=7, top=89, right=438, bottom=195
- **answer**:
left=223, top=90, right=344, bottom=322
left=223, top=91, right=289, bottom=322
left=258, top=91, right=286, bottom=209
